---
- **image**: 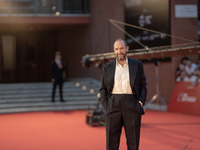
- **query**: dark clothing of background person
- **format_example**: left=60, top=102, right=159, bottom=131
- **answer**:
left=100, top=57, right=147, bottom=150
left=51, top=61, right=65, bottom=102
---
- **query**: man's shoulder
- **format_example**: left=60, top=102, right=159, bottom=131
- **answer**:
left=128, top=57, right=142, bottom=64
left=51, top=61, right=57, bottom=67
left=104, top=60, right=115, bottom=68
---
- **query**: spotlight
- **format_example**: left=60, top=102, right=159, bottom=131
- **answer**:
left=52, top=6, right=56, bottom=11
left=97, top=93, right=101, bottom=98
left=56, top=11, right=60, bottom=16
left=82, top=86, right=87, bottom=90
left=75, top=82, right=80, bottom=87
left=90, top=89, right=94, bottom=93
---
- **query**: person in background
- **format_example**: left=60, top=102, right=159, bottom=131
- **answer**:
left=192, top=70, right=200, bottom=85
left=181, top=57, right=189, bottom=66
left=196, top=62, right=200, bottom=71
left=185, top=60, right=197, bottom=78
left=175, top=64, right=185, bottom=78
left=175, top=57, right=188, bottom=78
left=51, top=51, right=66, bottom=102
left=176, top=71, right=190, bottom=82
left=196, top=70, right=200, bottom=82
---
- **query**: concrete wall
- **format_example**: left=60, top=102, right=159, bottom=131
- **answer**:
left=57, top=0, right=124, bottom=80
left=144, top=0, right=198, bottom=104
left=143, top=0, right=198, bottom=104
left=57, top=25, right=90, bottom=79
left=87, top=0, right=125, bottom=79
left=169, top=0, right=198, bottom=102
left=171, top=0, right=199, bottom=68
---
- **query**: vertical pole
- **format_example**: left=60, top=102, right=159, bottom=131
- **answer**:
left=155, top=64, right=159, bottom=104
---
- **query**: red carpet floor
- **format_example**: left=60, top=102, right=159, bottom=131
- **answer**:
left=0, top=110, right=200, bottom=150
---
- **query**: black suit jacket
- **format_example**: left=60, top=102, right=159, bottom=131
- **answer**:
left=100, top=57, right=147, bottom=114
left=51, top=61, right=66, bottom=82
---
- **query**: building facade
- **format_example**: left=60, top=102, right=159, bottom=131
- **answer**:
left=0, top=0, right=198, bottom=103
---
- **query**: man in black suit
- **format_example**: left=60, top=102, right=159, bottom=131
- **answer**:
left=51, top=51, right=66, bottom=102
left=100, top=39, right=147, bottom=150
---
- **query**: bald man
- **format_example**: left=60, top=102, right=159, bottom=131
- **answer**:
left=100, top=39, right=147, bottom=150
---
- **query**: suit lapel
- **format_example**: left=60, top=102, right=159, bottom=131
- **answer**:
left=109, top=61, right=116, bottom=90
left=128, top=57, right=138, bottom=89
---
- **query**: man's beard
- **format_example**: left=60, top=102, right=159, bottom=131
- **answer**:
left=117, top=53, right=126, bottom=61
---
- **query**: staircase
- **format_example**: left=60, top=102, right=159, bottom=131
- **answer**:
left=0, top=78, right=100, bottom=114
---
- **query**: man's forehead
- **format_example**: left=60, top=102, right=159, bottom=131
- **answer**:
left=114, top=41, right=126, bottom=47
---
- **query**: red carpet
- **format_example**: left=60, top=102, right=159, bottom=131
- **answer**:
left=0, top=110, right=199, bottom=150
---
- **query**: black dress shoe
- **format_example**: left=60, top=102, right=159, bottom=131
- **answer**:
left=61, top=100, right=65, bottom=102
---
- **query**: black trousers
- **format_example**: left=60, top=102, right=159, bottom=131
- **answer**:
left=52, top=80, right=63, bottom=102
left=105, top=94, right=141, bottom=150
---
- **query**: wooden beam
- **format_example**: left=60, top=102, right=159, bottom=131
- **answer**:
left=82, top=44, right=200, bottom=67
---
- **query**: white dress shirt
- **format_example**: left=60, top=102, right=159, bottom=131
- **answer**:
left=185, top=63, right=197, bottom=75
left=112, top=58, right=133, bottom=94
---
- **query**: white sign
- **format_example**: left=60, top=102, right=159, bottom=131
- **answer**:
left=176, top=92, right=196, bottom=103
left=175, top=4, right=197, bottom=18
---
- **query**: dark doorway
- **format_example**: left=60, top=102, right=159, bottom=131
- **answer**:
left=1, top=31, right=57, bottom=82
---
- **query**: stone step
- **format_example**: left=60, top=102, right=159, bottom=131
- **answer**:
left=0, top=81, right=99, bottom=89
left=0, top=88, right=99, bottom=94
left=0, top=104, right=97, bottom=114
left=0, top=96, right=98, bottom=103
left=0, top=78, right=101, bottom=114
left=0, top=85, right=100, bottom=93
left=0, top=100, right=98, bottom=109
left=0, top=91, right=99, bottom=99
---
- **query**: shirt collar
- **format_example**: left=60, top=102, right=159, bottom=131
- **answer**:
left=55, top=58, right=61, bottom=64
left=116, top=57, right=128, bottom=67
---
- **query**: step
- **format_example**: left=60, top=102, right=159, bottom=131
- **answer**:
left=0, top=78, right=101, bottom=114
left=0, top=91, right=99, bottom=99
left=0, top=88, right=99, bottom=97
left=0, top=104, right=97, bottom=114
left=0, top=96, right=98, bottom=103
left=0, top=81, right=99, bottom=88
left=0, top=100, right=98, bottom=109
left=0, top=85, right=100, bottom=92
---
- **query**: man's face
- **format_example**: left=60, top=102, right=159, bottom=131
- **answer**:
left=114, top=41, right=129, bottom=61
left=56, top=54, right=61, bottom=60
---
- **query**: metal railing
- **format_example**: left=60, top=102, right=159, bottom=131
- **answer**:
left=0, top=0, right=89, bottom=15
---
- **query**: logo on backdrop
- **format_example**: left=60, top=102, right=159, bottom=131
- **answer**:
left=176, top=92, right=196, bottom=103
left=124, top=0, right=170, bottom=49
left=138, top=14, right=152, bottom=27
